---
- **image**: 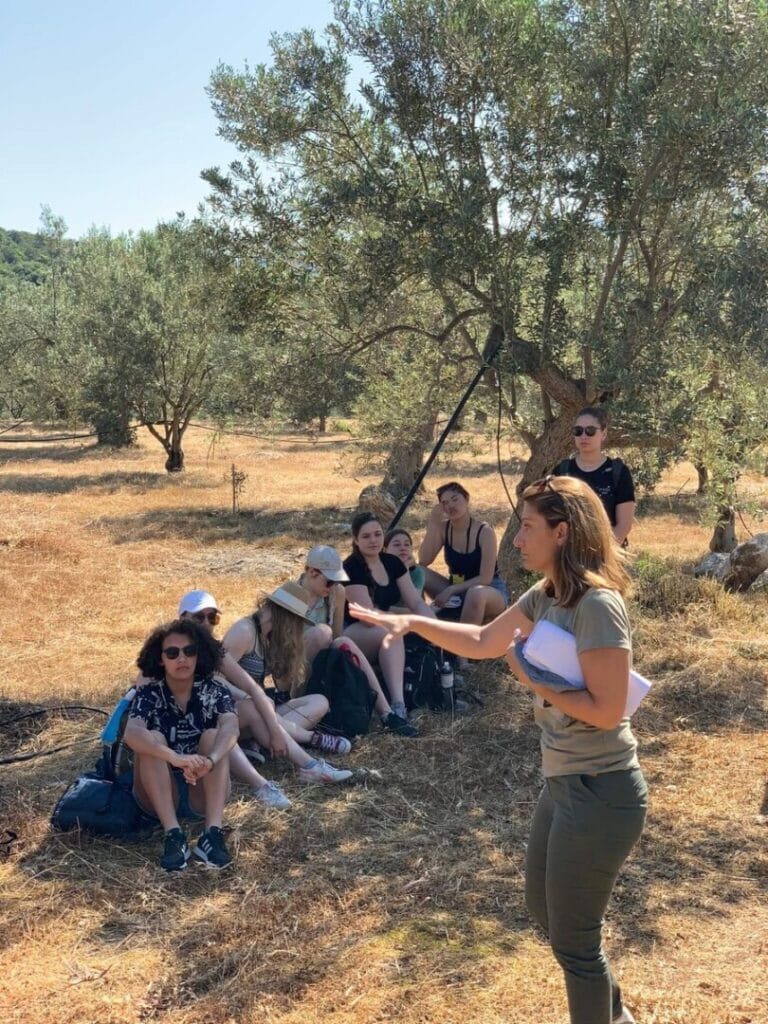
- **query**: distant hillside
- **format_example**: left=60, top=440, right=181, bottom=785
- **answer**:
left=0, top=228, right=69, bottom=284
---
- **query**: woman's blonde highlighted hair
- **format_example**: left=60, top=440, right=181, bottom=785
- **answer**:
left=521, top=475, right=630, bottom=608
left=256, top=596, right=306, bottom=694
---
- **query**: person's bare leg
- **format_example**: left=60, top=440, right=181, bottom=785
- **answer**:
left=195, top=729, right=230, bottom=829
left=422, top=567, right=450, bottom=600
left=303, top=624, right=333, bottom=666
left=237, top=700, right=315, bottom=769
left=277, top=694, right=329, bottom=741
left=133, top=748, right=180, bottom=832
left=235, top=697, right=264, bottom=740
left=228, top=744, right=270, bottom=789
left=333, top=635, right=391, bottom=715
left=343, top=622, right=406, bottom=707
left=460, top=585, right=506, bottom=627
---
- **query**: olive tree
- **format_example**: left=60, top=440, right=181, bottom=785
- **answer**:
left=205, top=0, right=768, bottom=556
left=71, top=220, right=236, bottom=470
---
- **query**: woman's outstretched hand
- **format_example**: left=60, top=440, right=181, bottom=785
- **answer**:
left=347, top=603, right=412, bottom=646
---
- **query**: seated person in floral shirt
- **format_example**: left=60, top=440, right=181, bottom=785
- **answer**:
left=124, top=617, right=239, bottom=872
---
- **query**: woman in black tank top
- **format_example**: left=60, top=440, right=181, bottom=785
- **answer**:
left=418, top=481, right=509, bottom=626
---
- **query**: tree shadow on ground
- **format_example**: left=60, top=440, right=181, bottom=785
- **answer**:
left=0, top=471, right=177, bottom=495
left=6, top=661, right=767, bottom=1021
left=99, top=505, right=353, bottom=545
left=431, top=455, right=526, bottom=480
left=263, top=438, right=358, bottom=453
left=633, top=667, right=768, bottom=734
left=635, top=491, right=704, bottom=522
left=0, top=442, right=104, bottom=464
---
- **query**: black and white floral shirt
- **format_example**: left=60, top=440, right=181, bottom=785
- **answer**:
left=129, top=677, right=235, bottom=754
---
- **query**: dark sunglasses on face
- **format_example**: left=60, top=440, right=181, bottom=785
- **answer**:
left=572, top=425, right=599, bottom=437
left=192, top=610, right=220, bottom=626
left=162, top=644, right=198, bottom=660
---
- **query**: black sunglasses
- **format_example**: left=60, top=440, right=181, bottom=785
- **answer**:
left=572, top=425, right=600, bottom=437
left=192, top=610, right=220, bottom=626
left=531, top=476, right=571, bottom=522
left=162, top=644, right=198, bottom=660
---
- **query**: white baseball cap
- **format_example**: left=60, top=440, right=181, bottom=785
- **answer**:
left=306, top=545, right=349, bottom=582
left=178, top=590, right=220, bottom=616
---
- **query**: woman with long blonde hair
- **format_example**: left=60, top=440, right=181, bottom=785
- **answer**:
left=350, top=476, right=645, bottom=1024
left=222, top=582, right=355, bottom=773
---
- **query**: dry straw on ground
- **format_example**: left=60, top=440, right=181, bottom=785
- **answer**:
left=0, top=425, right=766, bottom=1024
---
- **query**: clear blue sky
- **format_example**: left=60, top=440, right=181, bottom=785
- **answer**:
left=0, top=0, right=335, bottom=238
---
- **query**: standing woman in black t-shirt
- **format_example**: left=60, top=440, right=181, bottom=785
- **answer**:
left=555, top=407, right=636, bottom=546
left=343, top=512, right=436, bottom=724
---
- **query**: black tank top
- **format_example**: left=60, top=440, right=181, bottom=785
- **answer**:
left=444, top=519, right=498, bottom=582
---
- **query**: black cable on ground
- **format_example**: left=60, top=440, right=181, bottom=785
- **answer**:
left=0, top=705, right=107, bottom=729
left=0, top=742, right=81, bottom=766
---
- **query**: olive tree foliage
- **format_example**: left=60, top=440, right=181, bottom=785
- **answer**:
left=205, top=0, right=768, bottom=537
left=0, top=208, right=81, bottom=421
left=203, top=13, right=514, bottom=480
left=189, top=217, right=363, bottom=431
left=353, top=285, right=484, bottom=494
left=210, top=276, right=362, bottom=431
left=680, top=199, right=768, bottom=510
left=69, top=220, right=238, bottom=470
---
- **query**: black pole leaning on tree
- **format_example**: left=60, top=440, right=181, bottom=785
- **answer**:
left=387, top=323, right=505, bottom=531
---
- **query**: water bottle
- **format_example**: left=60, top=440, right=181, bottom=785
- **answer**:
left=440, top=660, right=454, bottom=711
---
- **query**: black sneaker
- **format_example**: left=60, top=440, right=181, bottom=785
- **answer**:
left=160, top=827, right=190, bottom=872
left=383, top=712, right=419, bottom=737
left=193, top=826, right=233, bottom=870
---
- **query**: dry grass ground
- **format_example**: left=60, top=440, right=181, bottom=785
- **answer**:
left=0, top=424, right=766, bottom=1024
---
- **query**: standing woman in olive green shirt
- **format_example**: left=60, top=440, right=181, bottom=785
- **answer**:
left=349, top=475, right=645, bottom=1024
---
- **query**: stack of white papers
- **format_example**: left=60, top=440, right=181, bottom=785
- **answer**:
left=520, top=619, right=651, bottom=716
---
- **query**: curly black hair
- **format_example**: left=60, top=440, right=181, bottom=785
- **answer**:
left=136, top=617, right=224, bottom=681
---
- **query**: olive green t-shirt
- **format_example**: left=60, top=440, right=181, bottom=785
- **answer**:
left=517, top=583, right=640, bottom=778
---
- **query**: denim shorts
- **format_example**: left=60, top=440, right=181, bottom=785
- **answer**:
left=489, top=575, right=510, bottom=606
left=134, top=767, right=204, bottom=823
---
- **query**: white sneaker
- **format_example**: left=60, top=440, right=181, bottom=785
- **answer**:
left=297, top=759, right=353, bottom=784
left=613, top=1008, right=636, bottom=1024
left=251, top=781, right=292, bottom=810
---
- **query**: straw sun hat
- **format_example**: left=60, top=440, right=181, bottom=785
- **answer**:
left=266, top=581, right=315, bottom=624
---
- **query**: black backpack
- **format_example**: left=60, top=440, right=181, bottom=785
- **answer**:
left=554, top=456, right=625, bottom=489
left=403, top=635, right=445, bottom=711
left=50, top=772, right=149, bottom=837
left=305, top=646, right=378, bottom=739
left=50, top=688, right=153, bottom=839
